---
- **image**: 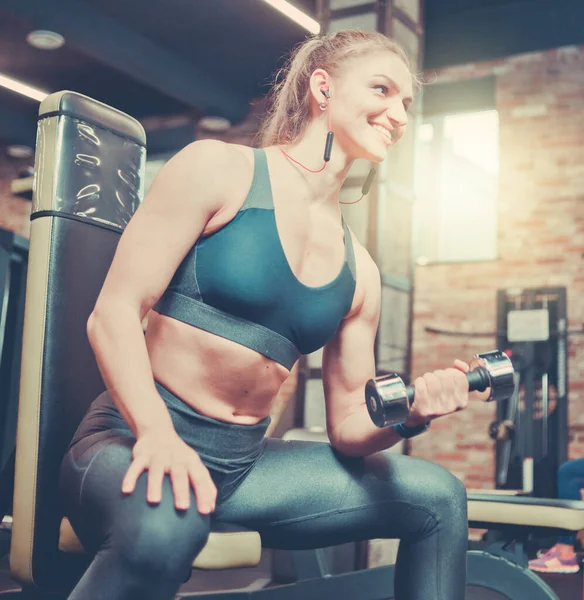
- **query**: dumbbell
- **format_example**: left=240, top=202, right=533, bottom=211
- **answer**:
left=366, top=350, right=515, bottom=428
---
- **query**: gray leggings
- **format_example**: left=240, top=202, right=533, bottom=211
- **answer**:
left=59, top=382, right=468, bottom=600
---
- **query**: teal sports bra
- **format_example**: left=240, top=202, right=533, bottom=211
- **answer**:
left=153, top=148, right=357, bottom=370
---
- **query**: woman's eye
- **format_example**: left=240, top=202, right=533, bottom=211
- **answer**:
left=374, top=85, right=388, bottom=95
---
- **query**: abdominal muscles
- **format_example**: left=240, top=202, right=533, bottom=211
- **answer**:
left=145, top=310, right=291, bottom=424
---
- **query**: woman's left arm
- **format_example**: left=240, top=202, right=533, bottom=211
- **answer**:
left=323, top=252, right=476, bottom=457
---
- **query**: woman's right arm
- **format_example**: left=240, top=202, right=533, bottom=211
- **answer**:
left=86, top=139, right=250, bottom=512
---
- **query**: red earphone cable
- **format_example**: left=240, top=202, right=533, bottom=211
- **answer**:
left=277, top=91, right=367, bottom=205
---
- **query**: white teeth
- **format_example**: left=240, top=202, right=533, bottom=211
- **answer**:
left=370, top=124, right=392, bottom=142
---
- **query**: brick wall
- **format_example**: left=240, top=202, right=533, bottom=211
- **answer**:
left=410, top=45, right=584, bottom=489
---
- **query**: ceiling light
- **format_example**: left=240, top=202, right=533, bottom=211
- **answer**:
left=26, top=30, right=65, bottom=50
left=198, top=116, right=232, bottom=132
left=260, top=0, right=321, bottom=34
left=7, top=145, right=34, bottom=159
left=0, top=72, right=48, bottom=102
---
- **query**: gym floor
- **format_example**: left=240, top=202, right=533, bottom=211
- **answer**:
left=0, top=551, right=579, bottom=598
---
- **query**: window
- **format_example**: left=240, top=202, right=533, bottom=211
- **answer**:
left=414, top=109, right=499, bottom=264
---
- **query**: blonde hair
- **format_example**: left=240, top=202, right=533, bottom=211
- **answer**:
left=257, top=29, right=420, bottom=147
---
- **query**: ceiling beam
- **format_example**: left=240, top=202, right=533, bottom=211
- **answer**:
left=425, top=0, right=584, bottom=70
left=4, top=0, right=250, bottom=123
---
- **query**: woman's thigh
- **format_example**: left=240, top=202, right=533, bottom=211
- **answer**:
left=215, top=439, right=467, bottom=549
left=59, top=431, right=210, bottom=560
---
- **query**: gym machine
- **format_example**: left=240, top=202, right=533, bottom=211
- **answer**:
left=491, top=287, right=571, bottom=498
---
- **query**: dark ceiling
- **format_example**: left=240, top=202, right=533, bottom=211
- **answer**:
left=0, top=0, right=582, bottom=152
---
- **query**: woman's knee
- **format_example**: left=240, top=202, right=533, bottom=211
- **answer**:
left=356, top=453, right=467, bottom=543
left=368, top=453, right=467, bottom=516
left=114, top=492, right=211, bottom=579
left=414, top=459, right=466, bottom=515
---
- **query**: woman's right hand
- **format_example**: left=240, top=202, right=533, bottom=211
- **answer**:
left=121, top=427, right=217, bottom=513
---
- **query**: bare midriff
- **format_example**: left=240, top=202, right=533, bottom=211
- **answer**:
left=145, top=311, right=291, bottom=425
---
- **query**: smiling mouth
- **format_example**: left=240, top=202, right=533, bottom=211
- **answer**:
left=369, top=123, right=393, bottom=144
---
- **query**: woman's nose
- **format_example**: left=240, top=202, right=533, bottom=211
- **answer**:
left=388, top=110, right=408, bottom=129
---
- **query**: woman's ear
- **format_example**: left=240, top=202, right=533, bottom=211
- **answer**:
left=308, top=68, right=331, bottom=105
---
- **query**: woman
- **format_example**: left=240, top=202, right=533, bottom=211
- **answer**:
left=60, top=29, right=482, bottom=600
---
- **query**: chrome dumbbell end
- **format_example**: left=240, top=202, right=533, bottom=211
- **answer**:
left=473, top=350, right=516, bottom=403
left=365, top=374, right=411, bottom=429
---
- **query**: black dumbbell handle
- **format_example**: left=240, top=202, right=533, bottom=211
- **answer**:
left=405, top=367, right=491, bottom=403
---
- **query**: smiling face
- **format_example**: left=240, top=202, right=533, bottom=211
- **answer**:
left=316, top=50, right=414, bottom=162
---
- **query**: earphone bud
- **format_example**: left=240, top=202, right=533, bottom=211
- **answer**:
left=319, top=86, right=331, bottom=112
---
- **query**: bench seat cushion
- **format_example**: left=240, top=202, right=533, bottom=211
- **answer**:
left=58, top=518, right=262, bottom=570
